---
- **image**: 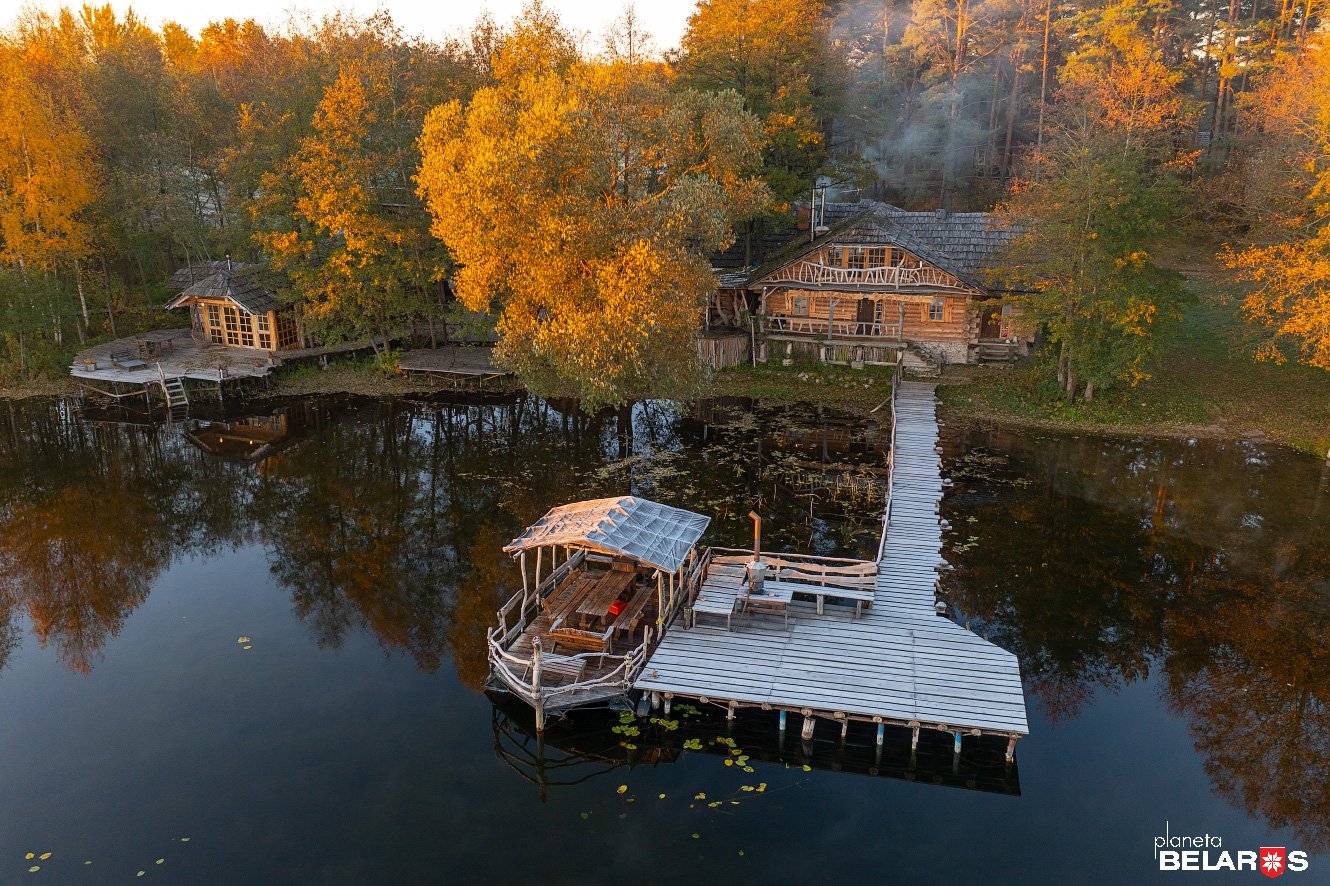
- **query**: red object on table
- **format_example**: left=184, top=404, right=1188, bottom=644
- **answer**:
left=608, top=598, right=627, bottom=617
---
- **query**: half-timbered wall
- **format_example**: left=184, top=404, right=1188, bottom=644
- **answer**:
left=763, top=290, right=970, bottom=344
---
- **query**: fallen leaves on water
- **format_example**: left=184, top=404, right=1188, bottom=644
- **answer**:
left=691, top=834, right=700, bottom=839
left=802, top=764, right=812, bottom=772
left=137, top=872, right=145, bottom=878
left=24, top=853, right=34, bottom=860
left=28, top=866, right=39, bottom=873
left=237, top=637, right=250, bottom=644
left=657, top=793, right=666, bottom=800
left=617, top=785, right=628, bottom=794
left=694, top=792, right=706, bottom=800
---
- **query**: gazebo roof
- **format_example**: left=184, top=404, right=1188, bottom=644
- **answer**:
left=504, top=496, right=710, bottom=574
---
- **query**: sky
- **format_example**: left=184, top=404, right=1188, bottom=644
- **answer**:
left=4, top=0, right=698, bottom=51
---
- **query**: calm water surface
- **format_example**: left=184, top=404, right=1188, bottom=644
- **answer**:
left=0, top=394, right=1326, bottom=884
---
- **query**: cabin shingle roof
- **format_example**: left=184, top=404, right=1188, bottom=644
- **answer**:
left=165, top=262, right=285, bottom=314
left=735, top=201, right=1021, bottom=294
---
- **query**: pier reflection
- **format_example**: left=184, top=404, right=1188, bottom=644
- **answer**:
left=489, top=698, right=1021, bottom=801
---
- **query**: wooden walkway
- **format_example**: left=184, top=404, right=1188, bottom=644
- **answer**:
left=398, top=347, right=511, bottom=386
left=634, top=380, right=1029, bottom=756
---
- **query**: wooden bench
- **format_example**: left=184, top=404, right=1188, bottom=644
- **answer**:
left=110, top=350, right=148, bottom=370
left=545, top=625, right=614, bottom=655
left=690, top=588, right=738, bottom=631
left=610, top=587, right=654, bottom=641
left=765, top=578, right=875, bottom=619
left=740, top=593, right=789, bottom=628
left=522, top=652, right=587, bottom=685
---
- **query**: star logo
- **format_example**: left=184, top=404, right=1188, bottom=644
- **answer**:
left=1260, top=847, right=1286, bottom=878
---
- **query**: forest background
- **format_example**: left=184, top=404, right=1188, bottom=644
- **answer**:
left=1, top=0, right=1327, bottom=424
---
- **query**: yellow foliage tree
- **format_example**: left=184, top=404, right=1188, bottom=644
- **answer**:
left=1223, top=44, right=1330, bottom=370
left=417, top=7, right=768, bottom=409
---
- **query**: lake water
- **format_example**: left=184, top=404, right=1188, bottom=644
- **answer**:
left=0, top=393, right=1326, bottom=884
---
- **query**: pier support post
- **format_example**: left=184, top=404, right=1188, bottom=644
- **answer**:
left=801, top=714, right=815, bottom=741
left=778, top=710, right=787, bottom=735
left=876, top=723, right=885, bottom=747
left=953, top=731, right=962, bottom=754
left=726, top=701, right=737, bottom=721
left=532, top=638, right=546, bottom=733
left=839, top=716, right=848, bottom=742
left=651, top=691, right=661, bottom=712
left=664, top=695, right=672, bottom=717
left=1005, top=736, right=1017, bottom=763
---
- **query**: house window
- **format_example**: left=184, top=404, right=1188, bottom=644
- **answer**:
left=927, top=297, right=947, bottom=322
left=791, top=295, right=810, bottom=316
left=867, top=247, right=888, bottom=268
left=848, top=247, right=866, bottom=270
left=206, top=303, right=223, bottom=344
left=237, top=312, right=255, bottom=348
left=224, top=306, right=240, bottom=345
left=825, top=246, right=843, bottom=267
left=276, top=311, right=299, bottom=349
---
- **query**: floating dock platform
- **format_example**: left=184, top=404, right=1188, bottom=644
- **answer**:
left=634, top=379, right=1029, bottom=758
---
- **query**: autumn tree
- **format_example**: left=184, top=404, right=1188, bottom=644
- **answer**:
left=1222, top=43, right=1330, bottom=370
left=673, top=0, right=840, bottom=235
left=255, top=39, right=453, bottom=351
left=998, top=1, right=1189, bottom=400
left=418, top=5, right=769, bottom=409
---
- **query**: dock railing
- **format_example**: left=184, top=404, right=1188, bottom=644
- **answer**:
left=875, top=357, right=904, bottom=563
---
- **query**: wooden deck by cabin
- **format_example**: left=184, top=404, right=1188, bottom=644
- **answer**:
left=634, top=379, right=1029, bottom=757
left=70, top=328, right=401, bottom=402
left=398, top=347, right=511, bottom=386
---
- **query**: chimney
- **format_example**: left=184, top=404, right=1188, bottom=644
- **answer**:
left=225, top=251, right=233, bottom=271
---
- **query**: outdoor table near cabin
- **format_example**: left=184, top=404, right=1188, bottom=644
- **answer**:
left=572, top=570, right=637, bottom=628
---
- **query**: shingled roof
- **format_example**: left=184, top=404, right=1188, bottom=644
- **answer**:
left=736, top=201, right=1021, bottom=294
left=164, top=262, right=286, bottom=315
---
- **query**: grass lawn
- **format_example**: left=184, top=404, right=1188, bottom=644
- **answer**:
left=941, top=261, right=1330, bottom=454
left=709, top=361, right=897, bottom=413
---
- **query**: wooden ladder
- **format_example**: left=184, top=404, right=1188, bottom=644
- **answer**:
left=156, top=363, right=189, bottom=410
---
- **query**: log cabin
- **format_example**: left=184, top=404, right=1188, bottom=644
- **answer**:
left=164, top=260, right=302, bottom=352
left=711, top=202, right=1030, bottom=371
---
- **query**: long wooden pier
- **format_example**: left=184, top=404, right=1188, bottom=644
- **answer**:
left=634, top=377, right=1029, bottom=758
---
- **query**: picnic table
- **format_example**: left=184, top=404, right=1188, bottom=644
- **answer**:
left=572, top=570, right=637, bottom=628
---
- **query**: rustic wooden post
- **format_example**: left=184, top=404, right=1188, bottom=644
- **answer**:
left=1005, top=735, right=1017, bottom=763
left=532, top=638, right=545, bottom=732
left=519, top=551, right=529, bottom=609
left=801, top=710, right=815, bottom=740
left=664, top=695, right=672, bottom=717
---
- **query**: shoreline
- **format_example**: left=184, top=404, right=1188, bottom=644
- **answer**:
left=4, top=362, right=1324, bottom=458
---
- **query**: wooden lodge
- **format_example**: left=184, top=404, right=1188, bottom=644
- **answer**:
left=710, top=202, right=1031, bottom=372
left=164, top=260, right=302, bottom=352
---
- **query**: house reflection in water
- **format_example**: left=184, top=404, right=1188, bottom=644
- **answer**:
left=184, top=410, right=297, bottom=466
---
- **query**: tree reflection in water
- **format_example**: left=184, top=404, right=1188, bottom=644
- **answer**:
left=0, top=394, right=885, bottom=678
left=5, top=396, right=1328, bottom=848
left=941, top=425, right=1330, bottom=852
